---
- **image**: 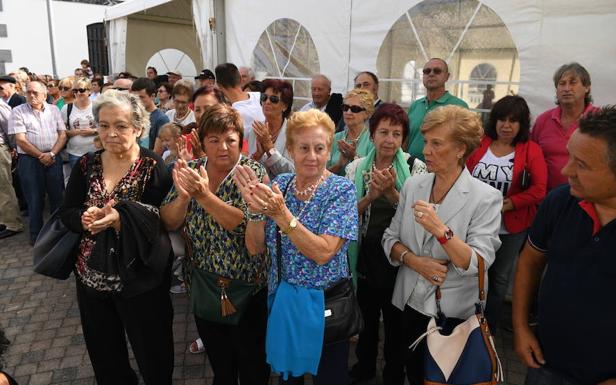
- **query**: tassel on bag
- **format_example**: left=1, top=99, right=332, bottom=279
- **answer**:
left=218, top=277, right=237, bottom=317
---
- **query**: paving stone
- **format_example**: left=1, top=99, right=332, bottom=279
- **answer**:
left=28, top=371, right=53, bottom=385
left=52, top=367, right=79, bottom=383
left=14, top=362, right=38, bottom=376
left=20, top=350, right=45, bottom=365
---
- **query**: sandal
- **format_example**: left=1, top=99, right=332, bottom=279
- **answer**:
left=189, top=337, right=205, bottom=354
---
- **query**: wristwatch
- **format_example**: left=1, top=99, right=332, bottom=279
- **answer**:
left=49, top=151, right=56, bottom=158
left=437, top=227, right=454, bottom=245
left=282, top=216, right=298, bottom=235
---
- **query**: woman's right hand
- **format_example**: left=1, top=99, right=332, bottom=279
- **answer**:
left=411, top=255, right=449, bottom=286
left=190, top=129, right=204, bottom=159
left=172, top=160, right=192, bottom=200
left=81, top=206, right=104, bottom=231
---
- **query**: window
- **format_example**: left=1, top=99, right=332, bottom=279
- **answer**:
left=377, top=0, right=519, bottom=110
left=252, top=18, right=320, bottom=109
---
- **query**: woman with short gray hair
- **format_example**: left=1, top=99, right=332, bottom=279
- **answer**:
left=59, top=90, right=174, bottom=385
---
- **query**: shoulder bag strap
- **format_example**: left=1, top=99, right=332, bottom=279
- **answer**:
left=275, top=176, right=295, bottom=285
left=435, top=255, right=486, bottom=316
left=407, top=155, right=417, bottom=173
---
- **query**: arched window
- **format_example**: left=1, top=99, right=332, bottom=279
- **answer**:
left=252, top=18, right=320, bottom=109
left=146, top=48, right=197, bottom=80
left=469, top=63, right=497, bottom=106
left=377, top=0, right=519, bottom=110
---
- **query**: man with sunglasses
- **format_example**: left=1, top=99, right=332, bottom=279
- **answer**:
left=406, top=58, right=468, bottom=160
left=0, top=76, right=26, bottom=109
left=215, top=63, right=264, bottom=156
left=8, top=81, right=66, bottom=245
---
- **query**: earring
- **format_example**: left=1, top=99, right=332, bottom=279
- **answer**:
left=457, top=154, right=463, bottom=159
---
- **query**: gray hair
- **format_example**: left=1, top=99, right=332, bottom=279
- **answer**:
left=553, top=62, right=592, bottom=105
left=311, top=74, right=331, bottom=88
left=239, top=66, right=255, bottom=79
left=93, top=90, right=150, bottom=140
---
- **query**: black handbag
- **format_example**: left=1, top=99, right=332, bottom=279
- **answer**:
left=520, top=145, right=531, bottom=190
left=32, top=208, right=80, bottom=280
left=275, top=176, right=363, bottom=345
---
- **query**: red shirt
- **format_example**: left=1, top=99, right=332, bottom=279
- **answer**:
left=531, top=104, right=594, bottom=191
left=467, top=137, right=548, bottom=233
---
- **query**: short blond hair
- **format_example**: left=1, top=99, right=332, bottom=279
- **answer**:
left=59, top=76, right=75, bottom=88
left=73, top=77, right=91, bottom=90
left=421, top=105, right=483, bottom=163
left=286, top=109, right=335, bottom=149
left=344, top=88, right=375, bottom=117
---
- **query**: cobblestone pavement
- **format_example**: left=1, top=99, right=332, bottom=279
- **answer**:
left=0, top=229, right=527, bottom=385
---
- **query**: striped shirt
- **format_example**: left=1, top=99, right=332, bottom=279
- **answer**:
left=8, top=102, right=65, bottom=154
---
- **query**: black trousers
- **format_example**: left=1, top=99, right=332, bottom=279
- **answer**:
left=280, top=341, right=350, bottom=385
left=194, top=287, right=270, bottom=385
left=353, top=279, right=405, bottom=384
left=76, top=279, right=174, bottom=385
left=403, top=305, right=431, bottom=385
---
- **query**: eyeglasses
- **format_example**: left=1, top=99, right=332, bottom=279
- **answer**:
left=47, top=84, right=57, bottom=88
left=72, top=88, right=89, bottom=94
left=342, top=104, right=366, bottom=113
left=260, top=94, right=280, bottom=104
left=422, top=67, right=444, bottom=75
left=59, top=86, right=71, bottom=91
left=112, top=87, right=129, bottom=91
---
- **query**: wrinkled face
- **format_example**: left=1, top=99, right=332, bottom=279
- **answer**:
left=97, top=105, right=141, bottom=154
left=131, top=88, right=155, bottom=110
left=495, top=116, right=521, bottom=144
left=342, top=95, right=368, bottom=129
left=26, top=82, right=47, bottom=108
left=422, top=59, right=449, bottom=91
left=146, top=68, right=156, bottom=79
left=157, top=86, right=170, bottom=101
left=373, top=119, right=404, bottom=159
left=288, top=126, right=331, bottom=180
left=202, top=128, right=241, bottom=171
left=194, top=93, right=219, bottom=123
left=173, top=93, right=190, bottom=115
left=0, top=81, right=14, bottom=99
left=261, top=87, right=287, bottom=119
left=239, top=68, right=251, bottom=86
left=112, top=79, right=132, bottom=92
left=562, top=130, right=616, bottom=202
left=422, top=124, right=465, bottom=174
left=556, top=72, right=590, bottom=107
left=354, top=73, right=378, bottom=99
left=311, top=78, right=331, bottom=107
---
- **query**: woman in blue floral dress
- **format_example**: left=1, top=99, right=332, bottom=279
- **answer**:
left=234, top=109, right=359, bottom=385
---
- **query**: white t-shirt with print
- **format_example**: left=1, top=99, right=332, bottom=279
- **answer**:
left=61, top=103, right=97, bottom=156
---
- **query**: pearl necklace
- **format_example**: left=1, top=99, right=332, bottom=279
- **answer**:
left=293, top=174, right=326, bottom=198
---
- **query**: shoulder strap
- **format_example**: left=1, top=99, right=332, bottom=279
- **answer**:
left=435, top=256, right=486, bottom=317
left=275, top=176, right=295, bottom=285
left=407, top=155, right=417, bottom=173
left=66, top=103, right=73, bottom=128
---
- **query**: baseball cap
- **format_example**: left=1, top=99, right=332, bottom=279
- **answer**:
left=195, top=69, right=215, bottom=80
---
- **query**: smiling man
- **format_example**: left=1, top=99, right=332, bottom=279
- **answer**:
left=406, top=58, right=468, bottom=160
left=513, top=106, right=616, bottom=385
left=531, top=63, right=595, bottom=191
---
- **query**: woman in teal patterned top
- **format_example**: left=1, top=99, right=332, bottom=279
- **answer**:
left=160, top=104, right=270, bottom=385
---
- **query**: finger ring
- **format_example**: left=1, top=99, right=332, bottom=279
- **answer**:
left=262, top=206, right=268, bottom=211
left=416, top=211, right=423, bottom=218
left=432, top=275, right=439, bottom=282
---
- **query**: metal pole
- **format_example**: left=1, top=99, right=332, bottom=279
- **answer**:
left=46, top=0, right=58, bottom=78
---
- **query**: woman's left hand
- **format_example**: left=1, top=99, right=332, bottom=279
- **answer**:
left=88, top=200, right=121, bottom=235
left=375, top=167, right=397, bottom=201
left=235, top=169, right=286, bottom=220
left=177, top=135, right=193, bottom=161
left=175, top=159, right=210, bottom=199
left=502, top=198, right=514, bottom=212
left=412, top=200, right=447, bottom=237
left=253, top=120, right=274, bottom=152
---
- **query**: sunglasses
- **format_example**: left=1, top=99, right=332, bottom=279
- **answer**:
left=112, top=87, right=129, bottom=91
left=72, top=88, right=89, bottom=94
left=342, top=104, right=366, bottom=113
left=47, top=84, right=57, bottom=88
left=260, top=94, right=280, bottom=104
left=422, top=67, right=444, bottom=75
left=59, top=86, right=71, bottom=91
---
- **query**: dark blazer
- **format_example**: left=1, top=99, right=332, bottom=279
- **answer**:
left=7, top=93, right=26, bottom=109
left=324, top=93, right=343, bottom=126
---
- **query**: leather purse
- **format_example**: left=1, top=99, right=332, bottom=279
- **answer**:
left=275, top=176, right=363, bottom=346
left=410, top=258, right=503, bottom=385
left=32, top=208, right=80, bottom=280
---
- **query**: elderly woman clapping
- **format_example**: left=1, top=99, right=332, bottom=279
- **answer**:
left=59, top=90, right=174, bottom=385
left=234, top=109, right=359, bottom=384
left=328, top=89, right=375, bottom=175
left=382, top=105, right=502, bottom=385
left=160, top=103, right=270, bottom=385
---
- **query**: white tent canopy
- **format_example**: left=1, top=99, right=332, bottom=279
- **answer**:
left=106, top=0, right=616, bottom=116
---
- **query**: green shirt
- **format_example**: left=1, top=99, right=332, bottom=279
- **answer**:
left=56, top=97, right=65, bottom=111
left=406, top=91, right=468, bottom=160
left=327, top=124, right=374, bottom=175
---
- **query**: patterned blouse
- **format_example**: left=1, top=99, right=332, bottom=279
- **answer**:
left=75, top=152, right=159, bottom=292
left=265, top=173, right=358, bottom=293
left=162, top=155, right=268, bottom=285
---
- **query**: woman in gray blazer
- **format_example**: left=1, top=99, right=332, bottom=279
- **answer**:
left=382, top=105, right=502, bottom=385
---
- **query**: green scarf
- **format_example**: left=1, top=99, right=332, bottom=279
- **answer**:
left=348, top=148, right=412, bottom=287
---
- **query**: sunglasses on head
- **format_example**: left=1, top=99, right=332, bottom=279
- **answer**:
left=342, top=104, right=366, bottom=113
left=72, top=88, right=89, bottom=94
left=59, top=86, right=71, bottom=91
left=422, top=67, right=444, bottom=75
left=260, top=94, right=280, bottom=104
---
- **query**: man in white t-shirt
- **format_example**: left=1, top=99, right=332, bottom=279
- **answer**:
left=215, top=63, right=264, bottom=156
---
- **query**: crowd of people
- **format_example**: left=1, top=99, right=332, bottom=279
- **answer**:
left=0, top=58, right=614, bottom=385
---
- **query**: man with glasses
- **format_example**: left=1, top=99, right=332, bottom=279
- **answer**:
left=215, top=63, right=264, bottom=156
left=112, top=77, right=133, bottom=92
left=406, top=58, right=468, bottom=160
left=8, top=81, right=66, bottom=245
left=0, top=76, right=26, bottom=108
left=0, top=98, right=24, bottom=239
